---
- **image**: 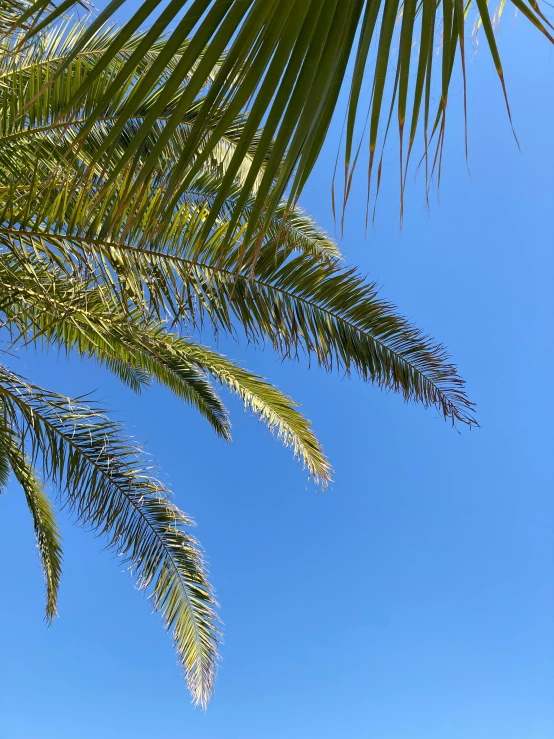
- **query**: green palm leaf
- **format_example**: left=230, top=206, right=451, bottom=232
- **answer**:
left=0, top=365, right=220, bottom=706
left=173, top=341, right=333, bottom=485
left=0, top=245, right=332, bottom=482
left=0, top=221, right=475, bottom=425
left=0, top=14, right=480, bottom=704
left=12, top=0, right=554, bottom=231
left=0, top=403, right=62, bottom=621
left=6, top=439, right=63, bottom=623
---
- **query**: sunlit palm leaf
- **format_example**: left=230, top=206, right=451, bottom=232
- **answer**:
left=0, top=239, right=333, bottom=482
left=0, top=21, right=272, bottom=205
left=12, top=0, right=554, bottom=232
left=0, top=366, right=220, bottom=706
left=0, top=14, right=481, bottom=706
left=0, top=26, right=473, bottom=431
left=3, top=431, right=63, bottom=622
left=0, top=216, right=475, bottom=425
left=169, top=341, right=333, bottom=485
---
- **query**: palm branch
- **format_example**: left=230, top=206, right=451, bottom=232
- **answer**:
left=0, top=19, right=474, bottom=423
left=0, top=16, right=475, bottom=705
left=9, top=0, right=553, bottom=234
left=0, top=367, right=219, bottom=706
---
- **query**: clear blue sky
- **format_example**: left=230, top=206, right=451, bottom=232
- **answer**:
left=1, top=13, right=553, bottom=739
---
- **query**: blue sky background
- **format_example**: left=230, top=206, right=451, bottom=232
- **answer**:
left=1, top=11, right=553, bottom=739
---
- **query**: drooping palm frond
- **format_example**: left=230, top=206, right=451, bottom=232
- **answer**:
left=0, top=16, right=479, bottom=705
left=172, top=341, right=333, bottom=484
left=0, top=205, right=475, bottom=425
left=0, top=411, right=12, bottom=489
left=0, top=20, right=474, bottom=430
left=0, top=246, right=233, bottom=437
left=0, top=365, right=220, bottom=706
left=0, top=402, right=62, bottom=621
left=5, top=437, right=63, bottom=622
left=11, top=0, right=554, bottom=233
left=0, top=244, right=332, bottom=482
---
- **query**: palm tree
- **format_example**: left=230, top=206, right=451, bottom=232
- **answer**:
left=10, top=0, right=553, bottom=235
left=0, top=13, right=474, bottom=705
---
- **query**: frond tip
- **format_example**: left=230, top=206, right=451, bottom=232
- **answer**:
left=11, top=452, right=63, bottom=623
left=182, top=341, right=333, bottom=487
left=0, top=413, right=63, bottom=623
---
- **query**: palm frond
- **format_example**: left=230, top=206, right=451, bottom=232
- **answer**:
left=0, top=22, right=271, bottom=199
left=0, top=405, right=12, bottom=489
left=0, top=13, right=483, bottom=704
left=0, top=102, right=473, bottom=429
left=11, top=0, right=553, bottom=229
left=0, top=245, right=332, bottom=481
left=0, top=224, right=475, bottom=425
left=173, top=340, right=332, bottom=486
left=0, top=365, right=220, bottom=706
left=5, top=435, right=63, bottom=622
left=0, top=0, right=38, bottom=33
left=0, top=244, right=232, bottom=436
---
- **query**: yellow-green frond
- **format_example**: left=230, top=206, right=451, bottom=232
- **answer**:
left=0, top=366, right=220, bottom=706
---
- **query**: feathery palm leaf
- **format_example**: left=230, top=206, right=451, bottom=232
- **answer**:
left=0, top=21, right=473, bottom=426
left=0, top=14, right=477, bottom=706
left=0, top=243, right=332, bottom=481
left=5, top=438, right=63, bottom=622
left=11, top=0, right=554, bottom=233
left=0, top=407, right=62, bottom=620
left=0, top=209, right=475, bottom=425
left=0, top=365, right=220, bottom=706
left=0, top=21, right=272, bottom=202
